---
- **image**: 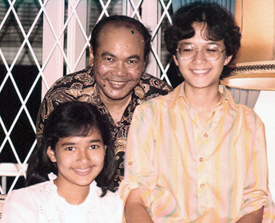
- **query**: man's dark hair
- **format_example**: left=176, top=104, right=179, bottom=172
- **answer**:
left=90, top=15, right=152, bottom=60
left=164, top=2, right=241, bottom=78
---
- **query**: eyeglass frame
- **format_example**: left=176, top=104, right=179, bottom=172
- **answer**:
left=176, top=43, right=226, bottom=61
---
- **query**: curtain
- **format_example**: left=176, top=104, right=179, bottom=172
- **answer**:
left=172, top=0, right=235, bottom=14
left=226, top=87, right=260, bottom=109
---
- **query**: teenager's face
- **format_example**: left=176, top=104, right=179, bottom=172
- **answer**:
left=47, top=129, right=106, bottom=190
left=173, top=22, right=232, bottom=91
left=90, top=25, right=146, bottom=102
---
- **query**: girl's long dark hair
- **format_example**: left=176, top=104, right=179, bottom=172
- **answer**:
left=27, top=101, right=116, bottom=196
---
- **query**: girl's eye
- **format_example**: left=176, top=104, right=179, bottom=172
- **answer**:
left=65, top=147, right=75, bottom=151
left=89, top=145, right=99, bottom=150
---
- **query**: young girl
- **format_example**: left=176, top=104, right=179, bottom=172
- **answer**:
left=2, top=101, right=123, bottom=222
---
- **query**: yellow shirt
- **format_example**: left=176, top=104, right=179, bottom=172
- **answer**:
left=120, top=83, right=275, bottom=222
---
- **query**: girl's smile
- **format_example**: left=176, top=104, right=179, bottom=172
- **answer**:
left=47, top=129, right=106, bottom=193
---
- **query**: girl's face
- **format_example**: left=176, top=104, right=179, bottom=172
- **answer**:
left=47, top=128, right=106, bottom=191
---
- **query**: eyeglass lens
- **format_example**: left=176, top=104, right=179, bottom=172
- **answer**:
left=178, top=44, right=224, bottom=60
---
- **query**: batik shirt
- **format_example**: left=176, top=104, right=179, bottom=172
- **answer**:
left=36, top=67, right=173, bottom=188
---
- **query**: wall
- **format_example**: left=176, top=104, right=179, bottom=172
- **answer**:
left=254, top=92, right=275, bottom=200
left=234, top=0, right=275, bottom=199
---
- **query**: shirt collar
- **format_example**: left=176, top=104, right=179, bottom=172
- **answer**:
left=219, top=85, right=238, bottom=112
left=169, top=82, right=238, bottom=112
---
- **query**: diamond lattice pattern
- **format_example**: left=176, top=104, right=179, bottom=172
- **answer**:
left=0, top=0, right=174, bottom=194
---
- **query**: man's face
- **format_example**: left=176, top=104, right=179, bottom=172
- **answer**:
left=91, top=25, right=146, bottom=102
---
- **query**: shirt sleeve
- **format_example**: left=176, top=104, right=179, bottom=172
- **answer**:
left=2, top=190, right=37, bottom=223
left=237, top=117, right=275, bottom=222
left=35, top=96, right=48, bottom=143
left=119, top=103, right=158, bottom=208
left=35, top=80, right=73, bottom=144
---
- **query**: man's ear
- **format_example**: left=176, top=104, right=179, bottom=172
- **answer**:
left=89, top=46, right=94, bottom=67
left=47, top=147, right=57, bottom=163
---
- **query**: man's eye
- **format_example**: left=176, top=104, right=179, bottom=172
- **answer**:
left=104, top=57, right=114, bottom=62
left=128, top=59, right=137, bottom=64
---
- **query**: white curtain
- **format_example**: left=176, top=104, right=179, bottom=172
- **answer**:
left=226, top=87, right=260, bottom=109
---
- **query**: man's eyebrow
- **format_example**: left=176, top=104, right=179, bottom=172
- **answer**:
left=127, top=55, right=141, bottom=60
left=101, top=52, right=116, bottom=58
left=101, top=52, right=141, bottom=60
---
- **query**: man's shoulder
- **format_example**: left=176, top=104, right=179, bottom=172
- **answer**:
left=44, top=67, right=95, bottom=97
left=140, top=73, right=173, bottom=99
left=50, top=67, right=94, bottom=89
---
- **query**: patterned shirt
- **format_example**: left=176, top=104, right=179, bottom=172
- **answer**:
left=120, top=83, right=275, bottom=222
left=36, top=67, right=173, bottom=188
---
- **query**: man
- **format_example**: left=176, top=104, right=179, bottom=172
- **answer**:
left=35, top=15, right=173, bottom=188
left=120, top=3, right=275, bottom=222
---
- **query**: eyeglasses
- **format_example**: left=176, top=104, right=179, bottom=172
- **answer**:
left=176, top=44, right=226, bottom=61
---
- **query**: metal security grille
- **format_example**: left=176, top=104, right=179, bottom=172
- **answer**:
left=0, top=0, right=174, bottom=194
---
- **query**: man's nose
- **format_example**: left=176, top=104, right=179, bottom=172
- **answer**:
left=113, top=62, right=127, bottom=76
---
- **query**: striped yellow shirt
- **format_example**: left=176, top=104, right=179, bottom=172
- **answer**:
left=120, top=83, right=275, bottom=222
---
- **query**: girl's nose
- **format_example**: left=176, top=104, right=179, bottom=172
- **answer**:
left=77, top=149, right=91, bottom=162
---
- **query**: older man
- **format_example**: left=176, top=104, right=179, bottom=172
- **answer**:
left=35, top=15, right=173, bottom=188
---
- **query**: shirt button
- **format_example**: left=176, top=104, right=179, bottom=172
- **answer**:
left=128, top=161, right=133, bottom=166
left=199, top=157, right=203, bottom=162
left=204, top=133, right=208, bottom=138
left=200, top=183, right=205, bottom=188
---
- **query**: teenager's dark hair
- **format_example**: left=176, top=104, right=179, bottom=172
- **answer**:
left=27, top=101, right=116, bottom=196
left=164, top=2, right=241, bottom=78
left=90, top=15, right=152, bottom=60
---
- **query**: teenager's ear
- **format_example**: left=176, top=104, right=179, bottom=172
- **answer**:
left=47, top=147, right=57, bottom=162
left=224, top=55, right=233, bottom=66
left=173, top=55, right=179, bottom=66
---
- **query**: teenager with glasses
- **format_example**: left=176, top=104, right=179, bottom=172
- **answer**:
left=120, top=2, right=275, bottom=222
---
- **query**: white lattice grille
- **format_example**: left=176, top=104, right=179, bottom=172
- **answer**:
left=0, top=0, right=174, bottom=194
